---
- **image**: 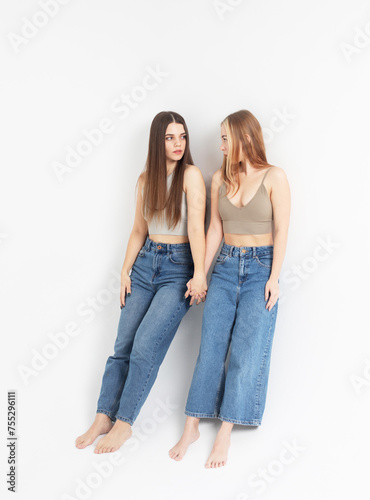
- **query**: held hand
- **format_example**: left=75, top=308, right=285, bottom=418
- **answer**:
left=265, top=278, right=279, bottom=311
left=120, top=271, right=131, bottom=308
left=184, top=278, right=192, bottom=300
left=185, top=276, right=208, bottom=306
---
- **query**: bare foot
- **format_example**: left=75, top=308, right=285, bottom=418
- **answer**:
left=75, top=413, right=113, bottom=449
left=169, top=416, right=200, bottom=461
left=94, top=419, right=132, bottom=454
left=205, top=422, right=233, bottom=468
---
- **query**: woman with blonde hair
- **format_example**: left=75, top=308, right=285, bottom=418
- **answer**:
left=76, top=111, right=207, bottom=454
left=170, top=109, right=291, bottom=468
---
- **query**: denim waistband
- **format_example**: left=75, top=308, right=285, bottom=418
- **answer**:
left=144, top=235, right=191, bottom=252
left=220, top=242, right=273, bottom=257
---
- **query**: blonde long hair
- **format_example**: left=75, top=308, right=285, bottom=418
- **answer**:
left=221, top=110, right=274, bottom=195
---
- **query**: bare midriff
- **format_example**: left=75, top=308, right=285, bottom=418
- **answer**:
left=148, top=234, right=189, bottom=244
left=223, top=232, right=273, bottom=247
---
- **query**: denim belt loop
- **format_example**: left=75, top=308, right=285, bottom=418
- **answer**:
left=252, top=247, right=257, bottom=258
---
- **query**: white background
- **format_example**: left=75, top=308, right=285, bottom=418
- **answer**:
left=1, top=0, right=369, bottom=499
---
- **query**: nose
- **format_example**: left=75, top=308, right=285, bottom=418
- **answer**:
left=220, top=144, right=225, bottom=151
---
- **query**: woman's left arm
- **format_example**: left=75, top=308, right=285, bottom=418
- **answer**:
left=184, top=165, right=207, bottom=305
left=265, top=167, right=291, bottom=311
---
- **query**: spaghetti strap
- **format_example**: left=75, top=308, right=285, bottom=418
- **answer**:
left=261, top=167, right=273, bottom=184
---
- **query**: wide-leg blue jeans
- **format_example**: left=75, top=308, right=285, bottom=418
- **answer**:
left=185, top=243, right=279, bottom=426
left=97, top=236, right=194, bottom=425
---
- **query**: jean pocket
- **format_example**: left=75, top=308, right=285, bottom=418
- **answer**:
left=169, top=251, right=194, bottom=265
left=214, top=252, right=230, bottom=266
left=255, top=253, right=273, bottom=268
left=137, top=247, right=147, bottom=258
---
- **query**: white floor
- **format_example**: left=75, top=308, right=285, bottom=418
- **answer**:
left=9, top=291, right=369, bottom=500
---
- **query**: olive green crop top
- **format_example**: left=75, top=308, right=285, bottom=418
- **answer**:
left=141, top=170, right=188, bottom=236
left=218, top=167, right=273, bottom=235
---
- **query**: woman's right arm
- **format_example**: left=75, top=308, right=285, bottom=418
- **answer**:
left=203, top=169, right=224, bottom=276
left=120, top=174, right=148, bottom=307
left=185, top=169, right=224, bottom=302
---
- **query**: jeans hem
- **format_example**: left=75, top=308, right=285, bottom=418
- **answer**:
left=96, top=409, right=115, bottom=422
left=218, top=415, right=261, bottom=426
left=185, top=411, right=219, bottom=419
left=115, top=414, right=134, bottom=426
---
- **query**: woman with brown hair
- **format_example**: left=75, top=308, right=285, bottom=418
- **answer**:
left=169, top=110, right=291, bottom=468
left=76, top=111, right=207, bottom=454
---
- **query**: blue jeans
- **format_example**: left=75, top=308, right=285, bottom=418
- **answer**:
left=97, top=236, right=194, bottom=425
left=185, top=243, right=279, bottom=426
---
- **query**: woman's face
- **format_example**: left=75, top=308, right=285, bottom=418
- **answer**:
left=220, top=123, right=229, bottom=157
left=220, top=123, right=246, bottom=162
left=165, top=122, right=186, bottom=163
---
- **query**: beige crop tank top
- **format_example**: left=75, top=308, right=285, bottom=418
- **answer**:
left=218, top=167, right=273, bottom=235
left=141, top=170, right=188, bottom=236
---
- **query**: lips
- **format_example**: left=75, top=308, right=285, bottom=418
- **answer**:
left=173, top=150, right=182, bottom=154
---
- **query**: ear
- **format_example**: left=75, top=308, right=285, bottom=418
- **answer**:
left=245, top=134, right=251, bottom=143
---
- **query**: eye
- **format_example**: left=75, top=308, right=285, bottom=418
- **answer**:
left=181, top=135, right=186, bottom=140
left=166, top=137, right=173, bottom=140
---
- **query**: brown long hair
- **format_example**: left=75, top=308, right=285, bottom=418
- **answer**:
left=221, top=110, right=274, bottom=195
left=139, top=111, right=193, bottom=229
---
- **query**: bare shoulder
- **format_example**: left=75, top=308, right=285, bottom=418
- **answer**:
left=212, top=168, right=224, bottom=189
left=137, top=172, right=146, bottom=191
left=184, top=164, right=204, bottom=191
left=266, top=166, right=290, bottom=199
left=184, top=164, right=203, bottom=179
left=267, top=165, right=288, bottom=182
left=138, top=171, right=146, bottom=183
